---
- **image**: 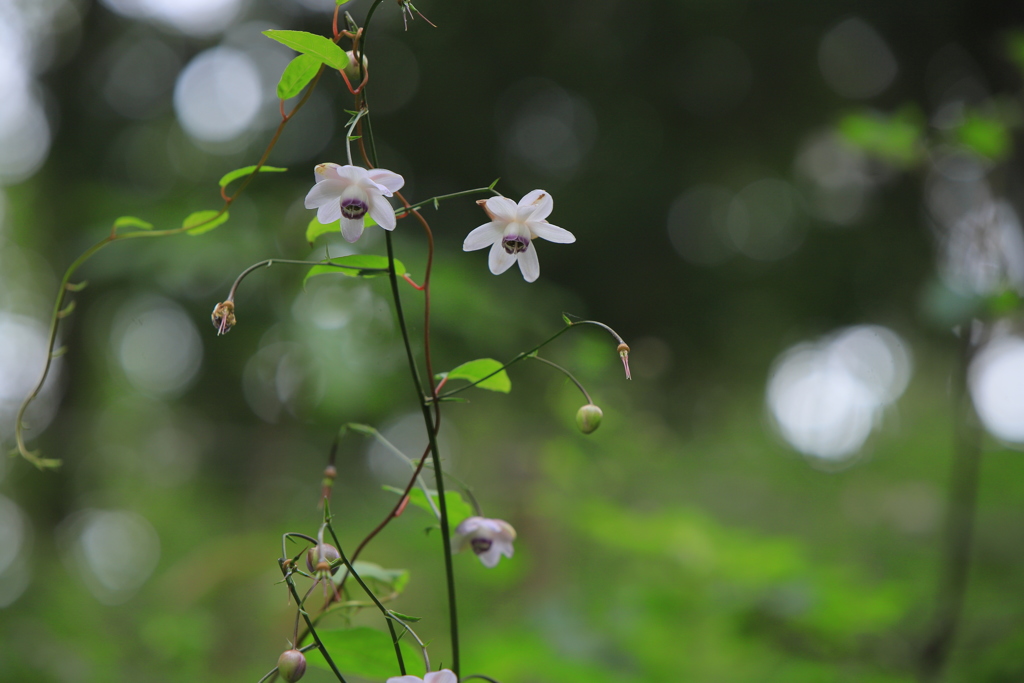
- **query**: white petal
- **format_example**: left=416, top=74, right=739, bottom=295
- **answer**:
left=488, top=241, right=516, bottom=275
left=497, top=539, right=515, bottom=559
left=367, top=168, right=405, bottom=195
left=463, top=222, right=502, bottom=251
left=424, top=672, right=458, bottom=683
left=517, top=242, right=540, bottom=282
left=341, top=217, right=364, bottom=242
left=368, top=193, right=396, bottom=230
left=478, top=546, right=502, bottom=568
left=529, top=221, right=575, bottom=244
left=518, top=189, right=553, bottom=220
left=336, top=164, right=368, bottom=184
left=317, top=202, right=342, bottom=224
left=485, top=196, right=519, bottom=223
left=314, top=162, right=344, bottom=182
left=304, top=179, right=346, bottom=209
left=386, top=677, right=426, bottom=683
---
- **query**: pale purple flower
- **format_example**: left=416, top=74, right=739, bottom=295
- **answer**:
left=463, top=190, right=575, bottom=282
left=304, top=163, right=405, bottom=242
left=454, top=516, right=516, bottom=568
left=387, top=670, right=457, bottom=683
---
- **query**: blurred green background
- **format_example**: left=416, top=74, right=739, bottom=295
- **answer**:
left=4, top=0, right=1024, bottom=681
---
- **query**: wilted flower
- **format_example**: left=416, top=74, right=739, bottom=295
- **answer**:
left=304, top=163, right=405, bottom=243
left=463, top=190, right=575, bottom=282
left=211, top=300, right=235, bottom=335
left=454, top=516, right=516, bottom=568
left=387, top=669, right=457, bottom=683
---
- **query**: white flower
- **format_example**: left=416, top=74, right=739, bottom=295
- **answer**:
left=387, top=670, right=457, bottom=683
left=462, top=190, right=575, bottom=282
left=454, top=516, right=516, bottom=568
left=304, top=163, right=405, bottom=243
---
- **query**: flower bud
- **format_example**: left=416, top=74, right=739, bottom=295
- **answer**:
left=343, top=50, right=368, bottom=82
left=211, top=300, right=236, bottom=336
left=306, top=543, right=341, bottom=576
left=576, top=404, right=603, bottom=434
left=277, top=649, right=307, bottom=683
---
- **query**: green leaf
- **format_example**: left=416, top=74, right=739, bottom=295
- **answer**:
left=262, top=30, right=348, bottom=71
left=306, top=214, right=378, bottom=244
left=304, top=255, right=405, bottom=285
left=113, top=216, right=153, bottom=231
left=306, top=627, right=425, bottom=679
left=332, top=561, right=410, bottom=595
left=276, top=53, right=322, bottom=99
left=956, top=110, right=1011, bottom=160
left=442, top=358, right=512, bottom=393
left=182, top=210, right=229, bottom=236
left=336, top=0, right=354, bottom=5
left=384, top=486, right=475, bottom=528
left=217, top=165, right=287, bottom=189
left=561, top=313, right=572, bottom=326
left=837, top=106, right=924, bottom=167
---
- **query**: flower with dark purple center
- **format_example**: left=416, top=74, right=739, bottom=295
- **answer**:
left=304, top=163, right=405, bottom=243
left=454, top=516, right=516, bottom=568
left=463, top=189, right=575, bottom=282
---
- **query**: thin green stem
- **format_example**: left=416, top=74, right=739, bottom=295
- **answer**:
left=395, top=185, right=497, bottom=218
left=281, top=566, right=348, bottom=682
left=437, top=318, right=629, bottom=400
left=530, top=356, right=593, bottom=404
left=346, top=423, right=440, bottom=519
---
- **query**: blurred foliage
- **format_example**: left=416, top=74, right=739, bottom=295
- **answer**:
left=4, top=1, right=1024, bottom=683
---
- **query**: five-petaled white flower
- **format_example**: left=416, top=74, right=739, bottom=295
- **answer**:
left=462, top=190, right=575, bottom=282
left=304, top=163, right=405, bottom=243
left=387, top=670, right=457, bottom=683
left=454, top=516, right=516, bottom=568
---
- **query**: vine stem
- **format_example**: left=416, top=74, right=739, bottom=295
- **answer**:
left=13, top=61, right=326, bottom=468
left=530, top=355, right=593, bottom=404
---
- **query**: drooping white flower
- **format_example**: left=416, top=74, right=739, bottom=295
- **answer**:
left=462, top=190, right=575, bottom=282
left=387, top=670, right=457, bottom=683
left=304, top=163, right=405, bottom=243
left=454, top=516, right=516, bottom=568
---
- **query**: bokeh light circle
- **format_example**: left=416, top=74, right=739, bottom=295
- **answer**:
left=173, top=47, right=261, bottom=143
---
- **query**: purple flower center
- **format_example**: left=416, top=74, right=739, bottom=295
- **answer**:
left=341, top=197, right=369, bottom=220
left=470, top=537, right=493, bottom=555
left=502, top=234, right=530, bottom=255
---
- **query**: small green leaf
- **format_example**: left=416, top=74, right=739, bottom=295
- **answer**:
left=388, top=610, right=421, bottom=623
left=561, top=313, right=572, bottom=326
left=218, top=165, right=287, bottom=189
left=304, top=255, right=405, bottom=285
left=262, top=30, right=349, bottom=71
left=183, top=210, right=229, bottom=236
left=837, top=106, right=924, bottom=168
left=443, top=358, right=511, bottom=393
left=306, top=214, right=379, bottom=243
left=956, top=110, right=1011, bottom=160
left=332, top=561, right=410, bottom=594
left=306, top=627, right=425, bottom=679
left=336, top=0, right=354, bottom=5
left=276, top=53, right=322, bottom=99
left=113, top=216, right=153, bottom=231
left=384, top=486, right=475, bottom=528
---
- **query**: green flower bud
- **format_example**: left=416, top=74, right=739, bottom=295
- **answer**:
left=277, top=649, right=307, bottom=682
left=576, top=404, right=603, bottom=434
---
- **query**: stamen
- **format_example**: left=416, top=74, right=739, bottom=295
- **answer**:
left=470, top=538, right=493, bottom=555
left=341, top=198, right=369, bottom=220
left=502, top=235, right=529, bottom=254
